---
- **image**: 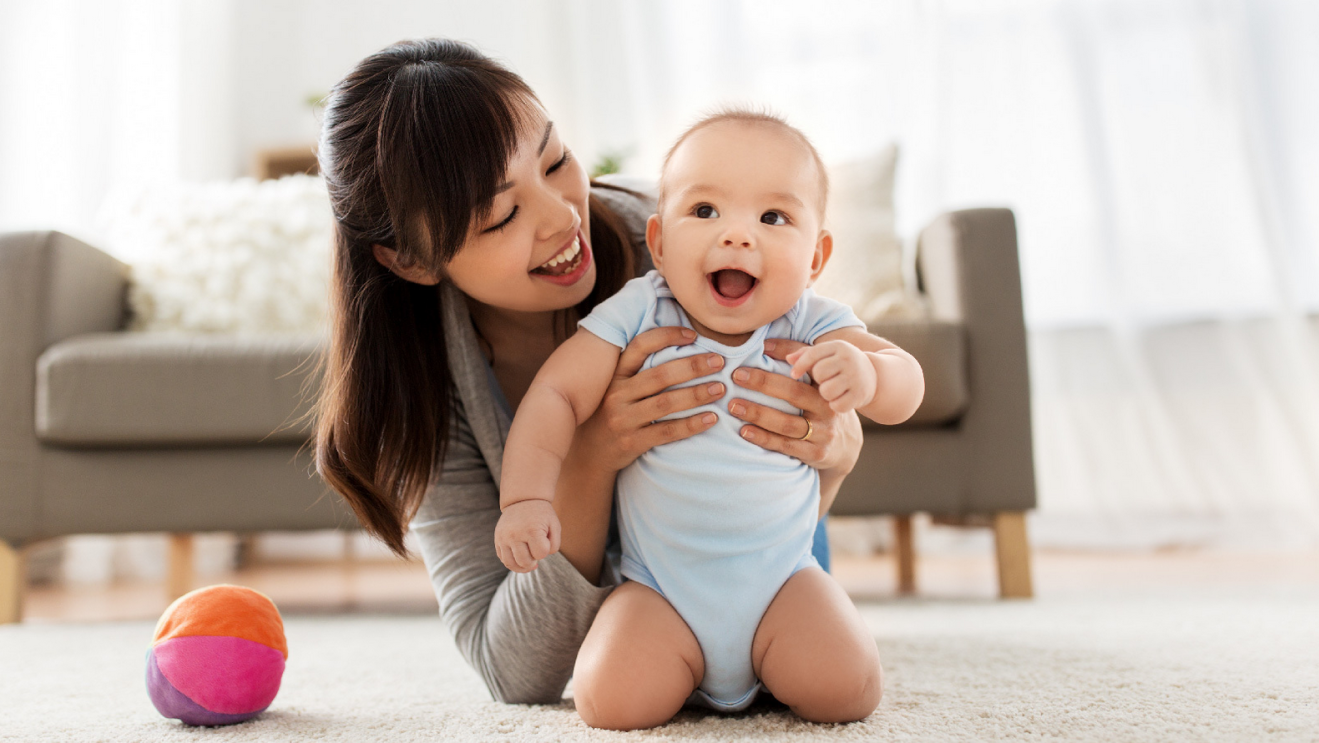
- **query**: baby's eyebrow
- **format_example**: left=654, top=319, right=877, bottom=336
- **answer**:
left=676, top=184, right=723, bottom=199
left=765, top=192, right=806, bottom=210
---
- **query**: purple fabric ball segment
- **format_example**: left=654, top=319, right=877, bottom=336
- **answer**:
left=145, top=585, right=288, bottom=726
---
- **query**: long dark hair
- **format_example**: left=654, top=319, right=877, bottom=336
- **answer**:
left=313, top=39, right=634, bottom=556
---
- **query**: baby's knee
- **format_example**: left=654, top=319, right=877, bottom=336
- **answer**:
left=572, top=657, right=691, bottom=731
left=790, top=651, right=883, bottom=724
left=572, top=669, right=669, bottom=731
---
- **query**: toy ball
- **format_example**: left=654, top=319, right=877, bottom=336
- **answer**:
left=146, top=584, right=287, bottom=726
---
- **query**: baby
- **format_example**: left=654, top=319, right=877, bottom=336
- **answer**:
left=496, top=110, right=924, bottom=722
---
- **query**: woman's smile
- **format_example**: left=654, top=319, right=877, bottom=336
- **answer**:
left=530, top=230, right=592, bottom=286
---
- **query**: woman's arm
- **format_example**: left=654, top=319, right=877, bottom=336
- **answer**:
left=411, top=398, right=609, bottom=704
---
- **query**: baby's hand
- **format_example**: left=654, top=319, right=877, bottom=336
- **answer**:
left=784, top=340, right=878, bottom=414
left=494, top=500, right=562, bottom=573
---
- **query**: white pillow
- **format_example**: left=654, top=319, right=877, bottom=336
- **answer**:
left=96, top=175, right=333, bottom=334
left=815, top=145, right=927, bottom=323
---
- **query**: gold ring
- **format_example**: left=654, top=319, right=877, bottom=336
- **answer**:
left=799, top=419, right=814, bottom=442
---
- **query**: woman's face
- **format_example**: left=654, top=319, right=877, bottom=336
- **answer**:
left=442, top=106, right=595, bottom=314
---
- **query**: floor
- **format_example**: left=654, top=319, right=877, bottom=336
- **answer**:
left=22, top=547, right=1319, bottom=623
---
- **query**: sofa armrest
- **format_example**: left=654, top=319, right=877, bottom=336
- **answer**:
left=1, top=231, right=128, bottom=544
left=1, top=231, right=129, bottom=349
left=915, top=209, right=1036, bottom=512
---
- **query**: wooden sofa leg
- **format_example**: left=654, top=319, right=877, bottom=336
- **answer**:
left=167, top=533, right=195, bottom=603
left=993, top=512, right=1034, bottom=599
left=0, top=542, right=24, bottom=624
left=893, top=515, right=916, bottom=595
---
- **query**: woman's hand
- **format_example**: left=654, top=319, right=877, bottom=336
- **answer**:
left=727, top=338, right=864, bottom=514
left=574, top=326, right=725, bottom=472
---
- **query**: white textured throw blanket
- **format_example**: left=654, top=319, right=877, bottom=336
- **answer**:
left=4, top=595, right=1316, bottom=742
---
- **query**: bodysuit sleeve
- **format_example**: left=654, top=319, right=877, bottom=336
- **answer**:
left=576, top=271, right=662, bottom=350
left=409, top=396, right=615, bottom=704
left=792, top=287, right=868, bottom=344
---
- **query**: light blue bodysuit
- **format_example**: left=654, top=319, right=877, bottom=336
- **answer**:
left=578, top=270, right=865, bottom=711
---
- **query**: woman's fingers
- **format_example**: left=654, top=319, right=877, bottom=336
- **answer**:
left=615, top=327, right=697, bottom=379
left=731, top=366, right=832, bottom=418
left=727, top=397, right=812, bottom=440
left=638, top=412, right=720, bottom=451
left=762, top=338, right=805, bottom=361
left=633, top=381, right=725, bottom=423
left=624, top=352, right=725, bottom=401
left=738, top=422, right=824, bottom=467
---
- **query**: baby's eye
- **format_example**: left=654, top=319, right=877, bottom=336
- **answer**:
left=761, top=211, right=789, bottom=226
left=694, top=204, right=720, bottom=219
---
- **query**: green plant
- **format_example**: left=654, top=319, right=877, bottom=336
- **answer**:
left=590, top=150, right=629, bottom=178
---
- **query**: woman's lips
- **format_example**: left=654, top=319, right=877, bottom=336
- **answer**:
left=530, top=231, right=592, bottom=287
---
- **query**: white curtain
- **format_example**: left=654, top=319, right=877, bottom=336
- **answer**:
left=0, top=0, right=237, bottom=240
left=567, top=0, right=1319, bottom=548
left=5, top=0, right=1318, bottom=557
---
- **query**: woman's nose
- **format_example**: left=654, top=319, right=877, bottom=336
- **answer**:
left=533, top=184, right=578, bottom=242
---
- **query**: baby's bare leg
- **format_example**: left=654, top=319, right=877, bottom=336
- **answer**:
left=572, top=581, right=704, bottom=730
left=752, top=567, right=882, bottom=723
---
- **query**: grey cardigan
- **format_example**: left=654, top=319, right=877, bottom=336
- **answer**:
left=409, top=185, right=655, bottom=704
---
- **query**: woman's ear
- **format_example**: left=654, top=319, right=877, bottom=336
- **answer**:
left=808, top=230, right=833, bottom=284
left=645, top=214, right=664, bottom=271
left=372, top=243, right=442, bottom=285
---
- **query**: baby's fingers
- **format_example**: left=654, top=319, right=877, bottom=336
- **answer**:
left=825, top=385, right=869, bottom=414
left=529, top=529, right=554, bottom=562
left=786, top=344, right=832, bottom=380
left=818, top=376, right=850, bottom=402
left=513, top=542, right=538, bottom=572
left=498, top=542, right=529, bottom=572
left=548, top=518, right=562, bottom=556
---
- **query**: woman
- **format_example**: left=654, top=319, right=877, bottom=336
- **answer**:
left=313, top=39, right=863, bottom=708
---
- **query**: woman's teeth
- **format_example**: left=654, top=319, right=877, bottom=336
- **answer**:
left=534, top=236, right=582, bottom=275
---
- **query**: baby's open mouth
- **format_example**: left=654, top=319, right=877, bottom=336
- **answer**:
left=709, top=269, right=757, bottom=301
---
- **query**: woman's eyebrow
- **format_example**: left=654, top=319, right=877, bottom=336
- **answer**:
left=537, top=121, right=555, bottom=155
left=495, top=121, right=556, bottom=194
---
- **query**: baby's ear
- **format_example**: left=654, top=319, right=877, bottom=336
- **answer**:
left=645, top=214, right=664, bottom=271
left=808, top=230, right=833, bottom=284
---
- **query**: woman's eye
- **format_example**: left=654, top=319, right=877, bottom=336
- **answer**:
left=547, top=148, right=572, bottom=175
left=485, top=206, right=518, bottom=233
left=695, top=204, right=719, bottom=219
left=761, top=211, right=789, bottom=226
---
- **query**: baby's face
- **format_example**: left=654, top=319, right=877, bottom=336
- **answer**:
left=647, top=121, right=830, bottom=344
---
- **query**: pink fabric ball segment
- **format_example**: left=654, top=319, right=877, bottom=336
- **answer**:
left=146, top=585, right=288, bottom=726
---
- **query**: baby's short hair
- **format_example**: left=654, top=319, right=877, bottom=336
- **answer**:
left=659, top=106, right=829, bottom=215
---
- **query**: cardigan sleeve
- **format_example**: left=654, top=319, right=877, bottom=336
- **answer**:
left=410, top=396, right=615, bottom=704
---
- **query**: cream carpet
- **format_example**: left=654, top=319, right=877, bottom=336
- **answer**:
left=3, top=594, right=1316, bottom=742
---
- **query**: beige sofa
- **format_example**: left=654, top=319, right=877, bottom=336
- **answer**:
left=0, top=208, right=1034, bottom=623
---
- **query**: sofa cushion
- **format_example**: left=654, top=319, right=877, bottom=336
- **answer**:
left=36, top=333, right=323, bottom=447
left=33, top=320, right=965, bottom=446
left=866, top=320, right=968, bottom=427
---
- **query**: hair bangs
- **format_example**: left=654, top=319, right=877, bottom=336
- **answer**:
left=376, top=59, right=539, bottom=270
